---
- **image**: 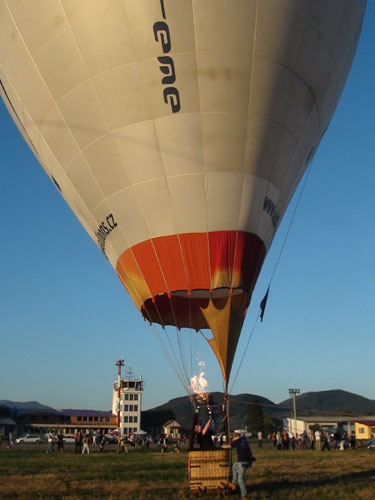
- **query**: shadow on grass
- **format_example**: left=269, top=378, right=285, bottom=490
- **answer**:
left=251, top=468, right=375, bottom=494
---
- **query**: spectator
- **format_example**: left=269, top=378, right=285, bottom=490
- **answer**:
left=333, top=429, right=341, bottom=449
left=315, top=430, right=321, bottom=451
left=321, top=431, right=330, bottom=451
left=99, top=434, right=105, bottom=453
left=224, top=431, right=255, bottom=499
left=57, top=432, right=64, bottom=454
left=7, top=432, right=14, bottom=449
left=75, top=431, right=82, bottom=454
left=82, top=435, right=90, bottom=455
left=47, top=433, right=54, bottom=454
left=349, top=431, right=356, bottom=449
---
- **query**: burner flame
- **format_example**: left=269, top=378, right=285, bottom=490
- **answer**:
left=190, top=361, right=208, bottom=400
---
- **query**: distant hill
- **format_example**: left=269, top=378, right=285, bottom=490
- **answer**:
left=3, top=389, right=375, bottom=429
left=146, top=389, right=375, bottom=430
left=279, top=389, right=375, bottom=416
left=146, top=392, right=280, bottom=430
left=0, top=400, right=56, bottom=412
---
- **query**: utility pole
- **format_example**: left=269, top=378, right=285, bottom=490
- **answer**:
left=288, top=388, right=300, bottom=436
left=116, top=359, right=124, bottom=435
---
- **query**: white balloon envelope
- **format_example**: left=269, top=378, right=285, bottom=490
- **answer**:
left=0, top=0, right=366, bottom=384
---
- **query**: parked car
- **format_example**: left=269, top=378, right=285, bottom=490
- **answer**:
left=15, top=434, right=42, bottom=444
left=104, top=434, right=118, bottom=444
left=63, top=436, right=76, bottom=444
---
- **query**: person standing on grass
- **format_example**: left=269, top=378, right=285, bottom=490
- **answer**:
left=75, top=431, right=82, bottom=453
left=223, top=431, right=255, bottom=499
left=47, top=433, right=54, bottom=454
left=310, top=429, right=316, bottom=449
left=315, top=429, right=321, bottom=451
left=7, top=432, right=14, bottom=448
left=290, top=434, right=296, bottom=450
left=57, top=432, right=64, bottom=454
left=333, top=429, right=341, bottom=449
left=82, top=434, right=90, bottom=455
left=257, top=430, right=263, bottom=448
left=99, top=435, right=105, bottom=453
left=276, top=431, right=282, bottom=450
left=321, top=431, right=330, bottom=451
left=349, top=431, right=356, bottom=449
left=282, top=431, right=289, bottom=450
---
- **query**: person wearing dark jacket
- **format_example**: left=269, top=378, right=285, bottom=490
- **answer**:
left=224, top=431, right=255, bottom=499
left=194, top=417, right=215, bottom=450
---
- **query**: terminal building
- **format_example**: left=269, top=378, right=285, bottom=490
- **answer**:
left=112, top=370, right=144, bottom=436
left=284, top=415, right=375, bottom=438
left=2, top=364, right=149, bottom=438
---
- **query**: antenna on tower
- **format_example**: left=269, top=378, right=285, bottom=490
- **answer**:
left=115, top=359, right=124, bottom=435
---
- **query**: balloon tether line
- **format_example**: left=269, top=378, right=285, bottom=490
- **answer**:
left=230, top=159, right=314, bottom=394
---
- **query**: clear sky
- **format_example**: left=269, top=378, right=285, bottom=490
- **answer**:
left=1, top=5, right=374, bottom=413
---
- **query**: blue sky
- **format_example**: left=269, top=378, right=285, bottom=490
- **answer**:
left=1, top=5, right=374, bottom=412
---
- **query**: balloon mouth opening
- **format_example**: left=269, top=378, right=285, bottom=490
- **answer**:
left=171, top=287, right=244, bottom=299
left=141, top=288, right=250, bottom=331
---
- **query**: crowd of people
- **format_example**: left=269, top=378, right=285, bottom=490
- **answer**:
left=269, top=428, right=360, bottom=451
left=45, top=430, right=106, bottom=455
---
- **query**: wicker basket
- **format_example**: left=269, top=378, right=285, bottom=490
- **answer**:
left=188, top=449, right=231, bottom=495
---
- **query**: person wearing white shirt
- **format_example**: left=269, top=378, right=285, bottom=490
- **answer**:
left=315, top=430, right=321, bottom=451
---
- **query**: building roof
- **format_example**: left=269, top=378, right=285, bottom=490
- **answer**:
left=162, top=419, right=183, bottom=428
left=355, top=420, right=375, bottom=426
left=60, top=409, right=113, bottom=417
left=287, top=415, right=375, bottom=423
left=0, top=418, right=16, bottom=426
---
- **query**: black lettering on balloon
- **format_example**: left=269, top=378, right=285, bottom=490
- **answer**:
left=95, top=213, right=118, bottom=256
left=163, top=87, right=181, bottom=113
left=153, top=22, right=171, bottom=53
left=153, top=4, right=181, bottom=114
left=263, top=196, right=281, bottom=229
left=157, top=56, right=176, bottom=84
left=106, top=214, right=118, bottom=230
left=159, top=0, right=166, bottom=19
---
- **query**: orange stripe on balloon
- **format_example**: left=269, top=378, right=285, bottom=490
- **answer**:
left=116, top=231, right=266, bottom=315
left=208, top=231, right=237, bottom=289
left=131, top=240, right=167, bottom=297
left=153, top=235, right=189, bottom=294
left=179, top=233, right=210, bottom=291
left=116, top=249, right=152, bottom=307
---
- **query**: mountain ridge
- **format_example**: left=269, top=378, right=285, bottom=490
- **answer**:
left=0, top=400, right=56, bottom=411
left=3, top=389, right=375, bottom=429
left=144, top=389, right=375, bottom=429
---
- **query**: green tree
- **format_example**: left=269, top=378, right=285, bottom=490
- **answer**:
left=263, top=414, right=282, bottom=435
left=245, top=399, right=264, bottom=435
left=342, top=409, right=354, bottom=416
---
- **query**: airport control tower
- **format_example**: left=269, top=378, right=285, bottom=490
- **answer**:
left=112, top=362, right=144, bottom=436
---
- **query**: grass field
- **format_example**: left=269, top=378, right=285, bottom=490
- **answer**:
left=1, top=445, right=375, bottom=499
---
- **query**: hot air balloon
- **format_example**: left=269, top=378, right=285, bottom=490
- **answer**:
left=0, top=0, right=365, bottom=409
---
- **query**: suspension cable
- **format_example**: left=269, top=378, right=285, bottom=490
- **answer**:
left=146, top=322, right=192, bottom=397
